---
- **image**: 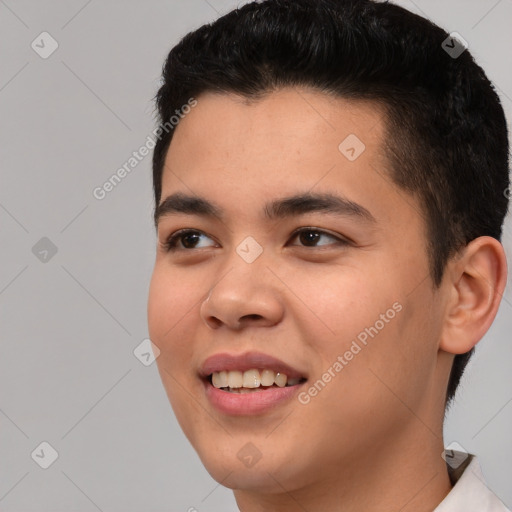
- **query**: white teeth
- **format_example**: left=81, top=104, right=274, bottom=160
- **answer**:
left=260, top=369, right=275, bottom=386
left=242, top=369, right=261, bottom=388
left=227, top=370, right=243, bottom=388
left=274, top=372, right=287, bottom=388
left=211, top=370, right=228, bottom=388
left=210, top=368, right=304, bottom=389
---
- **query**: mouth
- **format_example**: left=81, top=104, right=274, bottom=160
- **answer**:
left=208, top=368, right=306, bottom=393
left=199, top=351, right=308, bottom=414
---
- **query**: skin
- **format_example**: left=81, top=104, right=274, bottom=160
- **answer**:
left=147, top=88, right=507, bottom=512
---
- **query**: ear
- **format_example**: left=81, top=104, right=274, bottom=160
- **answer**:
left=439, top=236, right=508, bottom=355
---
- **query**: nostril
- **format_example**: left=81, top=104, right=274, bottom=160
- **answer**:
left=241, top=314, right=264, bottom=322
left=206, top=316, right=223, bottom=329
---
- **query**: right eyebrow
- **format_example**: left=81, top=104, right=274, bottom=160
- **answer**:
left=154, top=192, right=223, bottom=226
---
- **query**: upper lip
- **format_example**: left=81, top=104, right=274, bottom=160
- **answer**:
left=199, top=351, right=307, bottom=380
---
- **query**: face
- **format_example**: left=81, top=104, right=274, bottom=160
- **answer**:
left=147, top=88, right=449, bottom=494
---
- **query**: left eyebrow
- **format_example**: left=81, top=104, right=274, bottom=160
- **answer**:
left=264, top=192, right=376, bottom=223
left=154, top=191, right=376, bottom=226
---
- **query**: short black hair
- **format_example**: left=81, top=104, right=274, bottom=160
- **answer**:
left=152, top=0, right=510, bottom=405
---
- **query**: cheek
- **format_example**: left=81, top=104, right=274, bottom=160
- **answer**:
left=292, top=262, right=433, bottom=401
left=148, top=263, right=202, bottom=341
left=147, top=265, right=206, bottom=433
left=285, top=263, right=394, bottom=357
left=327, top=291, right=438, bottom=417
left=147, top=264, right=207, bottom=383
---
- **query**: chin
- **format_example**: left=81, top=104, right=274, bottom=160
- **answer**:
left=205, top=463, right=288, bottom=493
left=195, top=441, right=308, bottom=494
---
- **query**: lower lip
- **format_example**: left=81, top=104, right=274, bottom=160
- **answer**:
left=204, top=380, right=305, bottom=415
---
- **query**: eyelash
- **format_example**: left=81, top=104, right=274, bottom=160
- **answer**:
left=162, top=227, right=350, bottom=252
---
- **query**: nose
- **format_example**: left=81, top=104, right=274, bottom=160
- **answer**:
left=199, top=260, right=284, bottom=331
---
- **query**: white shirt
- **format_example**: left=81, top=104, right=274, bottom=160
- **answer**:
left=434, top=452, right=510, bottom=511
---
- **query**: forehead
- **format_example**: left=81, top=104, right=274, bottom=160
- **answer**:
left=162, top=88, right=388, bottom=193
left=169, top=88, right=384, bottom=155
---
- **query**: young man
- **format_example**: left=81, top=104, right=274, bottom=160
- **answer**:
left=147, top=0, right=510, bottom=510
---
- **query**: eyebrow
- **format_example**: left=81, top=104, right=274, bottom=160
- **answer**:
left=154, top=191, right=376, bottom=226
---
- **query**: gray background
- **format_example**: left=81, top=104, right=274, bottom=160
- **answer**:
left=0, top=0, right=511, bottom=510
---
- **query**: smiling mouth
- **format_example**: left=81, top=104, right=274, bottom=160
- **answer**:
left=209, top=368, right=307, bottom=393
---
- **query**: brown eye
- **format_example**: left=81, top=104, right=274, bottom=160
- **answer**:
left=298, top=230, right=322, bottom=246
left=164, top=230, right=217, bottom=251
left=290, top=228, right=348, bottom=248
left=181, top=232, right=201, bottom=248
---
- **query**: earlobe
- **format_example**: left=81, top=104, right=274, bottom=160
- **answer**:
left=439, top=236, right=508, bottom=355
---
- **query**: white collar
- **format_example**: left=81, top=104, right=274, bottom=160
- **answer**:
left=434, top=452, right=510, bottom=511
